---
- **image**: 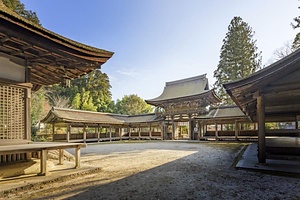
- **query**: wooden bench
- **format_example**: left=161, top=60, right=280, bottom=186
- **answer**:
left=0, top=142, right=86, bottom=176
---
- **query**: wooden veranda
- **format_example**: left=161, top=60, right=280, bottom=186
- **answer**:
left=0, top=1, right=113, bottom=176
left=224, top=48, right=300, bottom=163
left=41, top=107, right=164, bottom=143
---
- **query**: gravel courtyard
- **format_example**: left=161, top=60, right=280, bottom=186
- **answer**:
left=6, top=141, right=300, bottom=200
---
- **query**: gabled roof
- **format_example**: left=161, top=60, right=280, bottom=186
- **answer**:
left=223, top=48, right=300, bottom=121
left=0, top=2, right=113, bottom=90
left=196, top=105, right=249, bottom=123
left=41, top=107, right=162, bottom=125
left=146, top=74, right=221, bottom=106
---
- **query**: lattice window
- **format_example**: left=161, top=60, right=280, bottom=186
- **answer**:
left=0, top=85, right=25, bottom=140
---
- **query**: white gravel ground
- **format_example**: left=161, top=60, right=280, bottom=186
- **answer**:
left=6, top=141, right=300, bottom=200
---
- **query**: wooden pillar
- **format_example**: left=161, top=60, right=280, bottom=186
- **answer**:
left=204, top=122, right=207, bottom=136
left=149, top=124, right=152, bottom=140
left=257, top=95, right=266, bottom=163
left=215, top=122, right=218, bottom=140
left=75, top=146, right=81, bottom=168
left=120, top=127, right=123, bottom=141
left=138, top=126, right=141, bottom=140
left=161, top=121, right=164, bottom=140
left=109, top=126, right=112, bottom=141
left=83, top=125, right=87, bottom=143
left=24, top=66, right=31, bottom=141
left=171, top=116, right=175, bottom=140
left=188, top=115, right=193, bottom=140
left=199, top=122, right=203, bottom=139
left=38, top=149, right=47, bottom=176
left=67, top=124, right=71, bottom=142
left=235, top=120, right=239, bottom=140
left=129, top=127, right=131, bottom=140
left=97, top=125, right=101, bottom=143
left=58, top=149, right=64, bottom=165
left=197, top=121, right=201, bottom=141
left=52, top=122, right=55, bottom=142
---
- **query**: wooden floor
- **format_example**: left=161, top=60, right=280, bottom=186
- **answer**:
left=266, top=137, right=300, bottom=156
left=0, top=142, right=86, bottom=176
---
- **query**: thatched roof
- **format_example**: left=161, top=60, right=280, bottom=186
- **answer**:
left=0, top=2, right=113, bottom=91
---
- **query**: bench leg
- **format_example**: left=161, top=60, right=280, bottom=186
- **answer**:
left=59, top=149, right=64, bottom=165
left=75, top=146, right=81, bottom=168
left=38, top=150, right=47, bottom=176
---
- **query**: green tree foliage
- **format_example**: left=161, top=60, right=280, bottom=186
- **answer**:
left=71, top=89, right=97, bottom=111
left=3, top=0, right=41, bottom=25
left=114, top=94, right=153, bottom=115
left=213, top=16, right=261, bottom=105
left=292, top=10, right=300, bottom=49
left=30, top=88, right=46, bottom=138
left=48, top=70, right=112, bottom=112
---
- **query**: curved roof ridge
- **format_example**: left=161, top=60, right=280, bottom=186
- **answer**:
left=0, top=3, right=114, bottom=56
left=166, top=74, right=207, bottom=86
left=52, top=107, right=128, bottom=117
left=223, top=48, right=300, bottom=90
left=146, top=74, right=211, bottom=103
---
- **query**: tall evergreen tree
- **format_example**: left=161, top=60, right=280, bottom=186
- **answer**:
left=292, top=9, right=300, bottom=49
left=213, top=16, right=261, bottom=105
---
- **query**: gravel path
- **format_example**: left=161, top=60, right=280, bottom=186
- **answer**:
left=6, top=141, right=300, bottom=200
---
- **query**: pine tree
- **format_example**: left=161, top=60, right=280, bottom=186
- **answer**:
left=213, top=16, right=261, bottom=105
left=292, top=11, right=300, bottom=49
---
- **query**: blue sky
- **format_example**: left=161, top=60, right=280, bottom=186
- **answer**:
left=22, top=0, right=299, bottom=101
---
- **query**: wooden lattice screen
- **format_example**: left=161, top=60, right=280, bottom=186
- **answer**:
left=0, top=85, right=25, bottom=140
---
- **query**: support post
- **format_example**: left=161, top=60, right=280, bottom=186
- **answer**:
left=59, top=149, right=64, bottom=165
left=171, top=116, right=175, bottom=140
left=97, top=125, right=100, bottom=143
left=67, top=124, right=70, bottom=142
left=257, top=95, right=266, bottom=163
left=129, top=127, right=131, bottom=140
left=120, top=127, right=123, bottom=141
left=138, top=126, right=141, bottom=140
left=197, top=121, right=200, bottom=141
left=83, top=125, right=87, bottom=143
left=24, top=66, right=31, bottom=141
left=109, top=126, right=112, bottom=141
left=39, top=149, right=47, bottom=176
left=235, top=120, right=239, bottom=140
left=161, top=121, right=164, bottom=140
left=75, top=146, right=81, bottom=168
left=148, top=125, right=151, bottom=140
left=215, top=123, right=218, bottom=140
left=188, top=115, right=193, bottom=140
